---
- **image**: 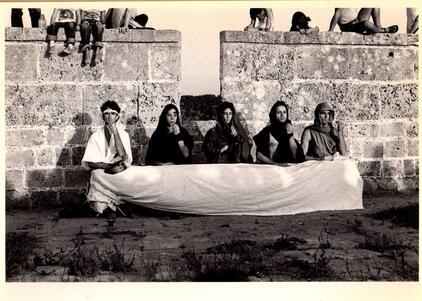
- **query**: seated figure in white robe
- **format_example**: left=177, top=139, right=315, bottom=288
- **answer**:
left=82, top=100, right=132, bottom=214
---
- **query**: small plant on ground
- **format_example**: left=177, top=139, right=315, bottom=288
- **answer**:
left=99, top=240, right=136, bottom=273
left=356, top=233, right=410, bottom=252
left=265, top=234, right=306, bottom=251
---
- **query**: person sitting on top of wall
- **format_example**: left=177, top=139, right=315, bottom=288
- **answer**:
left=46, top=8, right=80, bottom=56
left=329, top=8, right=398, bottom=34
left=79, top=9, right=106, bottom=67
left=244, top=8, right=273, bottom=32
left=290, top=11, right=319, bottom=34
left=301, top=102, right=347, bottom=161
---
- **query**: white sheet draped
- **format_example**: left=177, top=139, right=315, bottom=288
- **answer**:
left=87, top=159, right=363, bottom=215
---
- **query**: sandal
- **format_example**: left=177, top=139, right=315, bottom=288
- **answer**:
left=385, top=25, right=399, bottom=33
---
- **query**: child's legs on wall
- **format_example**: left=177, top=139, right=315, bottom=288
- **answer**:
left=46, top=23, right=61, bottom=42
left=92, top=21, right=104, bottom=49
left=80, top=20, right=92, bottom=51
left=28, top=8, right=41, bottom=28
left=64, top=22, right=77, bottom=45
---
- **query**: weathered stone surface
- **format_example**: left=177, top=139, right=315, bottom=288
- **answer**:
left=64, top=127, right=90, bottom=146
left=384, top=140, right=405, bottom=158
left=383, top=160, right=403, bottom=178
left=5, top=44, right=38, bottom=82
left=6, top=190, right=31, bottom=209
left=369, top=123, right=380, bottom=138
left=103, top=29, right=155, bottom=42
left=357, top=161, right=381, bottom=177
left=349, top=48, right=417, bottom=81
left=26, top=169, right=63, bottom=188
left=380, top=122, right=404, bottom=137
left=31, top=190, right=60, bottom=208
left=295, top=46, right=349, bottom=79
left=103, top=44, right=148, bottom=81
left=327, top=83, right=380, bottom=121
left=280, top=82, right=327, bottom=121
left=404, top=160, right=416, bottom=176
left=180, top=95, right=221, bottom=122
left=349, top=140, right=364, bottom=158
left=6, top=84, right=83, bottom=126
left=23, top=28, right=46, bottom=41
left=56, top=147, right=72, bottom=167
left=151, top=44, right=180, bottom=81
left=36, top=147, right=56, bottom=166
left=284, top=31, right=322, bottom=44
left=6, top=129, right=44, bottom=147
left=59, top=189, right=84, bottom=206
left=64, top=169, right=90, bottom=188
left=138, top=82, right=180, bottom=126
left=39, top=44, right=103, bottom=81
left=405, top=121, right=418, bottom=137
left=220, top=31, right=284, bottom=44
left=363, top=141, right=383, bottom=158
left=397, top=177, right=419, bottom=191
left=6, top=150, right=35, bottom=168
left=83, top=84, right=138, bottom=126
left=154, top=30, right=181, bottom=43
left=46, top=128, right=65, bottom=146
left=344, top=123, right=370, bottom=139
left=406, top=140, right=418, bottom=157
left=380, top=84, right=418, bottom=119
left=5, top=27, right=24, bottom=40
left=6, top=170, right=24, bottom=190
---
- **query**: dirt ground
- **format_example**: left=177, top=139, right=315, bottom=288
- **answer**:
left=6, top=191, right=418, bottom=282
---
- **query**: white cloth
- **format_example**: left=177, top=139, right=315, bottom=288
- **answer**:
left=87, top=159, right=363, bottom=215
left=82, top=126, right=132, bottom=169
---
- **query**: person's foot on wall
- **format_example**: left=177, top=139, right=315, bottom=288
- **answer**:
left=384, top=25, right=399, bottom=33
left=59, top=44, right=74, bottom=57
left=90, top=47, right=101, bottom=67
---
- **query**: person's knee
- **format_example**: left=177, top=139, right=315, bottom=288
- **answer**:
left=81, top=20, right=90, bottom=31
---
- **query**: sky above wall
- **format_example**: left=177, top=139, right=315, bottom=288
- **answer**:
left=5, top=1, right=412, bottom=96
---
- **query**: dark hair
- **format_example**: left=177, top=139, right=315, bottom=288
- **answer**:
left=156, top=103, right=182, bottom=132
left=100, top=100, right=121, bottom=113
left=134, top=14, right=148, bottom=26
left=269, top=100, right=289, bottom=125
left=250, top=8, right=264, bottom=20
left=290, top=11, right=311, bottom=31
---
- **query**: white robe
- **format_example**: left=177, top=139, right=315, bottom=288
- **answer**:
left=82, top=126, right=132, bottom=168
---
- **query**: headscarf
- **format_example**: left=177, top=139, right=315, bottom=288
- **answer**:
left=309, top=102, right=338, bottom=136
left=156, top=103, right=182, bottom=134
left=268, top=100, right=292, bottom=142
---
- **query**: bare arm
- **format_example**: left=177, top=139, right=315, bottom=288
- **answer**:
left=50, top=9, right=58, bottom=25
left=264, top=8, right=274, bottom=30
left=329, top=8, right=341, bottom=31
left=177, top=140, right=190, bottom=158
left=410, top=15, right=419, bottom=33
left=108, top=124, right=128, bottom=162
left=123, top=9, right=136, bottom=27
left=256, top=151, right=275, bottom=164
left=87, top=162, right=111, bottom=170
left=301, top=129, right=319, bottom=160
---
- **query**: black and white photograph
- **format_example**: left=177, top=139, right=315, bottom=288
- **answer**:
left=1, top=0, right=420, bottom=299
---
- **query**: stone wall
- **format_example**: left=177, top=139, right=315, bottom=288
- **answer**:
left=220, top=31, right=419, bottom=192
left=5, top=28, right=181, bottom=208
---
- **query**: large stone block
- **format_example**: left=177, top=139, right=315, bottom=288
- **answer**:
left=5, top=84, right=83, bottom=126
left=380, top=84, right=418, bottom=119
left=280, top=82, right=327, bottom=121
left=406, top=139, right=418, bottom=156
left=64, top=127, right=90, bottom=146
left=397, top=177, right=419, bottom=191
left=5, top=27, right=24, bottom=40
left=6, top=190, right=31, bottom=210
left=344, top=123, right=370, bottom=139
left=5, top=44, right=38, bottom=82
left=64, top=169, right=90, bottom=188
left=6, top=149, right=35, bottom=168
left=220, top=31, right=284, bottom=44
left=357, top=161, right=381, bottom=177
left=83, top=84, right=138, bottom=126
left=349, top=140, right=364, bottom=158
left=46, top=128, right=65, bottom=146
left=349, top=48, right=417, bottom=81
left=221, top=43, right=254, bottom=81
left=103, top=29, right=155, bottom=42
left=405, top=121, right=418, bottom=138
left=404, top=159, right=417, bottom=176
left=138, top=82, right=180, bottom=126
left=56, top=147, right=72, bottom=167
left=26, top=169, right=63, bottom=188
left=327, top=83, right=380, bottom=121
left=6, top=170, right=24, bottom=190
left=384, top=140, right=405, bottom=158
left=284, top=31, right=322, bottom=44
left=363, top=141, right=383, bottom=158
left=35, top=147, right=56, bottom=166
left=382, top=160, right=403, bottom=178
left=154, top=30, right=181, bottom=43
left=103, top=44, right=148, bottom=81
left=6, top=129, right=44, bottom=147
left=30, top=190, right=60, bottom=208
left=222, top=81, right=282, bottom=121
left=150, top=44, right=181, bottom=81
left=39, top=44, right=103, bottom=81
left=380, top=122, right=404, bottom=137
left=295, top=46, right=349, bottom=79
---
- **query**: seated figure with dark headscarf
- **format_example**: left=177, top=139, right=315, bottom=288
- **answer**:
left=301, top=102, right=347, bottom=161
